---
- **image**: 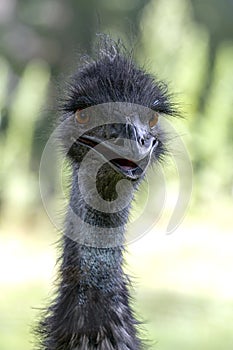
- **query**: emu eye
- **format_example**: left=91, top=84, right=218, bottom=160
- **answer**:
left=149, top=112, right=159, bottom=128
left=75, top=110, right=90, bottom=124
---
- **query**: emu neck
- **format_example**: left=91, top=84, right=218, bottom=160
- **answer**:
left=62, top=162, right=136, bottom=295
left=66, top=163, right=134, bottom=248
left=56, top=164, right=141, bottom=348
left=40, top=164, right=142, bottom=349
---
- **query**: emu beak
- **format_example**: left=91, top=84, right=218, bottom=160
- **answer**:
left=112, top=123, right=154, bottom=161
left=77, top=122, right=158, bottom=180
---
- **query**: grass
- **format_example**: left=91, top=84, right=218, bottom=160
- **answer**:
left=0, top=284, right=46, bottom=350
left=136, top=290, right=233, bottom=350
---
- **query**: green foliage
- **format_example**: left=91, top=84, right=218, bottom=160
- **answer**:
left=192, top=43, right=233, bottom=200
left=0, top=59, right=50, bottom=219
left=140, top=0, right=233, bottom=202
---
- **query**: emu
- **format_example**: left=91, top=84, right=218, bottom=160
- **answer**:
left=38, top=38, right=176, bottom=350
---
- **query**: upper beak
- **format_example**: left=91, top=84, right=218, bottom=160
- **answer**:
left=76, top=122, right=157, bottom=179
left=102, top=122, right=155, bottom=162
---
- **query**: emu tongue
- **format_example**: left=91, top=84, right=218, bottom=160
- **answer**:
left=111, top=158, right=138, bottom=171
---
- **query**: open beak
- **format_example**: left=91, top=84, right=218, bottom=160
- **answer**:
left=76, top=123, right=158, bottom=180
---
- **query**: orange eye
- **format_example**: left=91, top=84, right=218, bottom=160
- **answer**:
left=75, top=110, right=90, bottom=124
left=149, top=112, right=159, bottom=128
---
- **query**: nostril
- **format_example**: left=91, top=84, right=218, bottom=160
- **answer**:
left=138, top=137, right=145, bottom=146
left=152, top=139, right=159, bottom=147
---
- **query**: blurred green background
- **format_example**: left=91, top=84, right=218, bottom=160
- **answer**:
left=0, top=0, right=233, bottom=349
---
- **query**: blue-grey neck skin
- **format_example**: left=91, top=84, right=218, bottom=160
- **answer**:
left=66, top=161, right=135, bottom=248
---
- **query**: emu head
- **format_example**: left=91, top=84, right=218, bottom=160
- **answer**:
left=60, top=40, right=175, bottom=200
